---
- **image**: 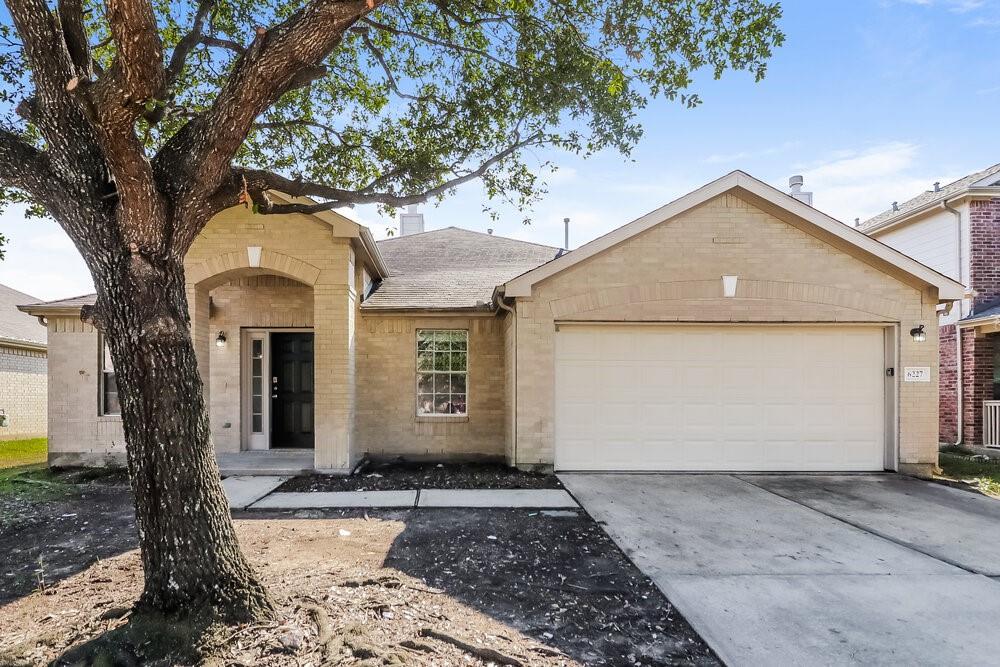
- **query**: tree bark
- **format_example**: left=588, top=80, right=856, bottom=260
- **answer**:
left=94, top=245, right=272, bottom=620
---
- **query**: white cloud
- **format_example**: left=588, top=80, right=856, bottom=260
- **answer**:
left=703, top=141, right=800, bottom=166
left=786, top=142, right=961, bottom=224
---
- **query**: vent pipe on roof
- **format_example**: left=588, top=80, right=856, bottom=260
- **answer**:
left=788, top=175, right=813, bottom=206
left=563, top=217, right=570, bottom=250
left=399, top=204, right=425, bottom=236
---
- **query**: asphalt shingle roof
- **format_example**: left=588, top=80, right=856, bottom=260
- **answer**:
left=860, top=163, right=1000, bottom=231
left=20, top=228, right=561, bottom=313
left=19, top=293, right=97, bottom=312
left=365, top=227, right=561, bottom=310
left=0, top=283, right=47, bottom=346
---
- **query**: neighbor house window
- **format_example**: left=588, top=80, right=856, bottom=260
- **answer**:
left=99, top=336, right=121, bottom=416
left=416, top=330, right=468, bottom=415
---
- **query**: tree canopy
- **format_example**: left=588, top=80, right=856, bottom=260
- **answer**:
left=0, top=0, right=783, bottom=235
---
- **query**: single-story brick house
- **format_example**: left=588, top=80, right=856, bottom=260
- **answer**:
left=0, top=282, right=47, bottom=440
left=20, top=171, right=963, bottom=475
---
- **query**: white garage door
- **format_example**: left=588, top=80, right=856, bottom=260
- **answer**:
left=554, top=325, right=886, bottom=472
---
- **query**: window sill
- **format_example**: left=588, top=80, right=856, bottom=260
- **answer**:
left=98, top=414, right=122, bottom=421
left=416, top=414, right=469, bottom=424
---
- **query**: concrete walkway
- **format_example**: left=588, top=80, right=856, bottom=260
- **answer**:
left=222, top=476, right=288, bottom=509
left=561, top=473, right=1000, bottom=667
left=233, top=487, right=578, bottom=509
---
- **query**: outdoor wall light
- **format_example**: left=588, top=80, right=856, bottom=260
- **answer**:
left=216, top=331, right=228, bottom=348
left=910, top=325, right=926, bottom=343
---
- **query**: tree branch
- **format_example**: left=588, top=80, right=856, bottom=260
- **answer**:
left=159, top=0, right=387, bottom=250
left=226, top=133, right=543, bottom=217
left=57, top=0, right=90, bottom=76
left=355, top=28, right=430, bottom=102
left=359, top=16, right=514, bottom=70
left=0, top=129, right=52, bottom=197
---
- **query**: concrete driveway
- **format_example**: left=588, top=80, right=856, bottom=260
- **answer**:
left=560, top=473, right=1000, bottom=666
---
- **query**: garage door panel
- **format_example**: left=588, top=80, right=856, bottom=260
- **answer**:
left=555, top=325, right=886, bottom=472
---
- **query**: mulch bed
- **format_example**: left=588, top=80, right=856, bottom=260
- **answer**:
left=277, top=460, right=564, bottom=492
left=0, top=470, right=718, bottom=666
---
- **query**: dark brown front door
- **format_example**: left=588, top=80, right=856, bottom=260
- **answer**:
left=270, top=332, right=315, bottom=449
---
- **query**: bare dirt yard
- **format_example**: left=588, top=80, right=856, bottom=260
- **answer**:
left=0, top=469, right=717, bottom=666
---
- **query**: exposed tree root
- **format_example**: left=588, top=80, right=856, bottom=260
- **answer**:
left=419, top=627, right=525, bottom=666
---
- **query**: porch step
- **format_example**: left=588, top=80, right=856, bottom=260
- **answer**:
left=217, top=450, right=315, bottom=476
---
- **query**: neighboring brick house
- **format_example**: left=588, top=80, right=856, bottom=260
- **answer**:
left=861, top=163, right=1000, bottom=448
left=0, top=282, right=47, bottom=440
left=20, top=172, right=962, bottom=475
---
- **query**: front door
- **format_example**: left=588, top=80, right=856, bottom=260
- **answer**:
left=270, top=332, right=315, bottom=448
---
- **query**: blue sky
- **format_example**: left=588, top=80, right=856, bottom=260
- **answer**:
left=1, top=0, right=998, bottom=300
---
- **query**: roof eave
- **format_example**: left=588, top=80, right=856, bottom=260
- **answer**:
left=0, top=335, right=46, bottom=351
left=864, top=186, right=1000, bottom=235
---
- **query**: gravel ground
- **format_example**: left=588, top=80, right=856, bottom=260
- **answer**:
left=277, top=460, right=564, bottom=492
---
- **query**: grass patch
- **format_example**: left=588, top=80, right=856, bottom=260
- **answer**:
left=0, top=438, right=47, bottom=469
left=938, top=452, right=1000, bottom=497
left=0, top=465, right=70, bottom=502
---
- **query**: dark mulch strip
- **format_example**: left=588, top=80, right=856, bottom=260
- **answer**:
left=276, top=460, right=563, bottom=492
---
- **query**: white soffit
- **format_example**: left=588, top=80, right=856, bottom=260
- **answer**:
left=502, top=171, right=965, bottom=302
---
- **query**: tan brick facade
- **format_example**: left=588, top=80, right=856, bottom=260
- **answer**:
left=44, top=317, right=125, bottom=465
left=0, top=344, right=47, bottom=440
left=510, top=193, right=940, bottom=474
left=356, top=314, right=506, bottom=460
left=35, top=189, right=946, bottom=475
left=207, top=276, right=314, bottom=453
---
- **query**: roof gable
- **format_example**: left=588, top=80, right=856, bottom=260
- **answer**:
left=503, top=171, right=965, bottom=301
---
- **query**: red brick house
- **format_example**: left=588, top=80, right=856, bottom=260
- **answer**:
left=862, top=164, right=1000, bottom=448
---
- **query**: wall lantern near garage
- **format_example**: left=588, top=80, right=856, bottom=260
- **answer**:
left=216, top=331, right=228, bottom=348
left=909, top=325, right=926, bottom=343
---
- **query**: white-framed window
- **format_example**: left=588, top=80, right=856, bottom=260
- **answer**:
left=99, top=335, right=121, bottom=416
left=416, top=330, right=468, bottom=415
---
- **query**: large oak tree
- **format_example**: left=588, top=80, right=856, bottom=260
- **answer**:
left=0, top=0, right=783, bottom=620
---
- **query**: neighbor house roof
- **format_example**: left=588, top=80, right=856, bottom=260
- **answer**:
left=502, top=170, right=966, bottom=302
left=860, top=163, right=1000, bottom=233
left=364, top=227, right=561, bottom=310
left=958, top=302, right=1000, bottom=327
left=18, top=292, right=97, bottom=316
left=1, top=283, right=47, bottom=349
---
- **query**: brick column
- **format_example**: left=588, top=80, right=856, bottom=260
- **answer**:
left=939, top=324, right=958, bottom=443
left=961, top=329, right=996, bottom=446
left=312, top=245, right=356, bottom=472
left=187, top=284, right=211, bottom=410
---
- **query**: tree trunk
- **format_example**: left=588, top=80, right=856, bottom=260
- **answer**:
left=95, top=247, right=273, bottom=621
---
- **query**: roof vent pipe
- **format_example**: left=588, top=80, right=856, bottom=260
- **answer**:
left=788, top=175, right=813, bottom=206
left=563, top=217, right=570, bottom=250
